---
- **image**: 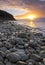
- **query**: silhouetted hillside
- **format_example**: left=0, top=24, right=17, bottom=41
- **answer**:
left=0, top=10, right=16, bottom=21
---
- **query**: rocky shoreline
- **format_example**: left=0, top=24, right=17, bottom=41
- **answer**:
left=0, top=21, right=45, bottom=65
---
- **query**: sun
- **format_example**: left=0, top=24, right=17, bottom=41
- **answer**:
left=27, top=15, right=36, bottom=20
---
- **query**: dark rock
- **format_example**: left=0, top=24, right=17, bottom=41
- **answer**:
left=0, top=51, right=6, bottom=57
left=31, top=54, right=42, bottom=61
left=5, top=42, right=12, bottom=49
left=5, top=50, right=11, bottom=54
left=0, top=10, right=16, bottom=21
left=28, top=62, right=33, bottom=65
left=6, top=52, right=21, bottom=62
left=0, top=47, right=7, bottom=52
left=9, top=47, right=17, bottom=52
left=16, top=44, right=24, bottom=49
left=4, top=59, right=8, bottom=64
left=0, top=42, right=3, bottom=47
left=15, top=38, right=25, bottom=45
left=18, top=32, right=27, bottom=38
left=40, top=50, right=45, bottom=58
left=43, top=58, right=45, bottom=64
left=6, top=62, right=12, bottom=65
left=16, top=49, right=29, bottom=61
left=0, top=62, right=4, bottom=65
left=0, top=55, right=4, bottom=61
left=26, top=59, right=35, bottom=65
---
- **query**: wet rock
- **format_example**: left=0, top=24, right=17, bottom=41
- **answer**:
left=9, top=47, right=17, bottom=52
left=0, top=42, right=3, bottom=47
left=28, top=62, right=33, bottom=65
left=18, top=32, right=27, bottom=38
left=6, top=62, right=12, bottom=65
left=5, top=42, right=12, bottom=49
left=26, top=59, right=35, bottom=65
left=0, top=51, right=6, bottom=57
left=0, top=62, right=4, bottom=65
left=16, top=49, right=29, bottom=61
left=17, top=61, right=27, bottom=65
left=0, top=55, right=4, bottom=61
left=29, top=40, right=38, bottom=48
left=43, top=58, right=45, bottom=64
left=0, top=47, right=7, bottom=52
left=40, top=50, right=45, bottom=58
left=15, top=38, right=25, bottom=45
left=6, top=52, right=21, bottom=62
left=5, top=50, right=11, bottom=54
left=16, top=44, right=24, bottom=49
left=4, top=59, right=8, bottom=64
left=31, top=54, right=42, bottom=61
left=41, top=46, right=45, bottom=50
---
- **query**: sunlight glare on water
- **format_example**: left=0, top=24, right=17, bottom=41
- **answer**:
left=27, top=21, right=36, bottom=27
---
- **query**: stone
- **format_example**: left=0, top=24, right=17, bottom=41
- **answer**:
left=41, top=46, right=45, bottom=50
left=9, top=47, right=17, bottom=52
left=17, top=61, right=27, bottom=65
left=0, top=42, right=3, bottom=47
left=6, top=52, right=21, bottom=62
left=31, top=54, right=42, bottom=61
left=43, top=58, right=45, bottom=64
left=0, top=62, right=4, bottom=65
left=4, top=59, right=8, bottom=64
left=0, top=56, right=4, bottom=61
left=15, top=38, right=25, bottom=45
left=40, top=50, right=45, bottom=58
left=5, top=50, right=10, bottom=54
left=6, top=62, right=12, bottom=65
left=16, top=50, right=29, bottom=61
left=18, top=32, right=27, bottom=38
left=28, top=62, right=33, bottom=65
left=26, top=59, right=35, bottom=65
left=0, top=47, right=7, bottom=52
left=16, top=44, right=24, bottom=49
left=5, top=43, right=12, bottom=49
left=0, top=51, right=6, bottom=57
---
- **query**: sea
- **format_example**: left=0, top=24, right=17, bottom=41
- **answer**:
left=13, top=18, right=45, bottom=35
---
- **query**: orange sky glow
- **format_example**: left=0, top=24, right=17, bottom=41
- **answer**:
left=0, top=0, right=45, bottom=19
left=15, top=10, right=45, bottom=19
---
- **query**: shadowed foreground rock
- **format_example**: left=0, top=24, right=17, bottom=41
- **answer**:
left=0, top=10, right=16, bottom=21
left=0, top=21, right=45, bottom=65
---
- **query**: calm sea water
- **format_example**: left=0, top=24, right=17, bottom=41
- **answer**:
left=14, top=19, right=45, bottom=35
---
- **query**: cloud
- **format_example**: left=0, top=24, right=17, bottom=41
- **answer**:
left=0, top=0, right=45, bottom=9
left=0, top=0, right=45, bottom=17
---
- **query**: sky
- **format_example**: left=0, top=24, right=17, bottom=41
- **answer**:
left=0, top=0, right=45, bottom=19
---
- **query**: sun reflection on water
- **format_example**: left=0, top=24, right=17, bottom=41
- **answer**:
left=27, top=20, right=36, bottom=28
